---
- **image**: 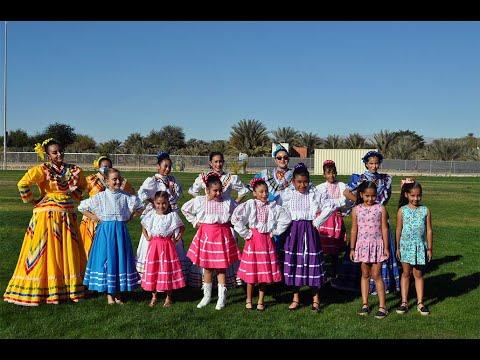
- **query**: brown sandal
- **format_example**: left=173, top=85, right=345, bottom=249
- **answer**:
left=289, top=300, right=300, bottom=311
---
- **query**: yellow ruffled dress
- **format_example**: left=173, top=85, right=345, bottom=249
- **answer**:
left=4, top=163, right=87, bottom=306
left=79, top=174, right=135, bottom=257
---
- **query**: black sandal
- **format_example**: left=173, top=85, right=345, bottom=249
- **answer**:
left=375, top=307, right=388, bottom=319
left=396, top=302, right=408, bottom=314
left=357, top=303, right=370, bottom=316
left=245, top=301, right=253, bottom=310
left=256, top=302, right=265, bottom=312
left=417, top=302, right=430, bottom=316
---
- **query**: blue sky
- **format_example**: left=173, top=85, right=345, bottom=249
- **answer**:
left=1, top=21, right=479, bottom=143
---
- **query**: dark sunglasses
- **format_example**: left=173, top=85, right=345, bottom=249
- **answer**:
left=276, top=156, right=289, bottom=160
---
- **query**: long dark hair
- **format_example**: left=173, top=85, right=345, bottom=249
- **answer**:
left=356, top=181, right=377, bottom=205
left=398, top=181, right=423, bottom=208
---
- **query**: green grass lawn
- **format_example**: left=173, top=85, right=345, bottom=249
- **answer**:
left=0, top=170, right=478, bottom=338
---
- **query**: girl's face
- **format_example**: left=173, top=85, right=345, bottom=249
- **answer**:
left=209, top=155, right=224, bottom=173
left=274, top=151, right=289, bottom=169
left=323, top=169, right=336, bottom=183
left=406, top=187, right=422, bottom=207
left=206, top=183, right=223, bottom=200
left=47, top=144, right=63, bottom=166
left=360, top=188, right=377, bottom=206
left=293, top=174, right=309, bottom=194
left=365, top=156, right=380, bottom=173
left=99, top=159, right=112, bottom=169
left=154, top=196, right=169, bottom=214
left=253, top=184, right=268, bottom=203
left=106, top=172, right=122, bottom=191
left=157, top=159, right=172, bottom=176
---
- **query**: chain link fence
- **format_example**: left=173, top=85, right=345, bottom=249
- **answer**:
left=0, top=152, right=479, bottom=175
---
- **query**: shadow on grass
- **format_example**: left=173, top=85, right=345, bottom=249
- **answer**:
left=425, top=271, right=480, bottom=308
left=425, top=255, right=463, bottom=273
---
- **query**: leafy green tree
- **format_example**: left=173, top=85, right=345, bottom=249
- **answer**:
left=40, top=122, right=77, bottom=147
left=67, top=134, right=97, bottom=152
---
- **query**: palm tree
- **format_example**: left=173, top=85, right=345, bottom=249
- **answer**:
left=389, top=137, right=420, bottom=160
left=344, top=133, right=368, bottom=149
left=124, top=133, right=147, bottom=154
left=427, top=139, right=468, bottom=161
left=271, top=127, right=300, bottom=146
left=372, top=130, right=398, bottom=156
left=323, top=134, right=344, bottom=149
left=96, top=139, right=122, bottom=155
left=298, top=132, right=323, bottom=157
left=229, top=119, right=270, bottom=156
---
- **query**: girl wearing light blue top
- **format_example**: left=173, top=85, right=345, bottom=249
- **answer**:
left=395, top=179, right=433, bottom=316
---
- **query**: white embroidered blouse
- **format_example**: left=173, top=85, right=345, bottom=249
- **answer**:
left=137, top=174, right=182, bottom=210
left=316, top=181, right=354, bottom=216
left=188, top=172, right=249, bottom=200
left=78, top=189, right=143, bottom=221
left=279, top=186, right=346, bottom=228
left=140, top=211, right=184, bottom=238
left=181, top=195, right=237, bottom=228
left=230, top=199, right=292, bottom=239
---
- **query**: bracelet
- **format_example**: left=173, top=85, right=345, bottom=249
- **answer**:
left=427, top=248, right=432, bottom=250
left=350, top=248, right=355, bottom=250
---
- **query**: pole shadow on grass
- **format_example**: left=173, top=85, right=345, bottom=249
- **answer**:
left=424, top=255, right=463, bottom=274
left=424, top=272, right=480, bottom=308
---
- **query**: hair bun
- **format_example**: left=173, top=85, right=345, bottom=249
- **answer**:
left=294, top=162, right=307, bottom=170
left=202, top=171, right=221, bottom=185
left=362, top=151, right=384, bottom=164
left=156, top=151, right=170, bottom=162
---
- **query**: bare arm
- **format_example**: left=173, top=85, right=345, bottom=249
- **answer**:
left=343, top=188, right=357, bottom=203
left=381, top=206, right=390, bottom=259
left=426, top=208, right=433, bottom=262
left=82, top=210, right=100, bottom=223
left=142, top=226, right=151, bottom=241
left=173, top=225, right=185, bottom=243
left=396, top=208, right=403, bottom=261
left=349, top=207, right=358, bottom=261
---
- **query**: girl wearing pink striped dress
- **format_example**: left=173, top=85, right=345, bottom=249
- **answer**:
left=315, top=160, right=351, bottom=279
left=141, top=191, right=186, bottom=308
left=231, top=178, right=291, bottom=311
left=182, top=173, right=240, bottom=310
left=350, top=181, right=390, bottom=319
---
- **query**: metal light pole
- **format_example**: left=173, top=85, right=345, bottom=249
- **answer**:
left=2, top=21, right=7, bottom=170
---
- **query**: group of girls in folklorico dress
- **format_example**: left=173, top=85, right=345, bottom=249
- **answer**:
left=3, top=140, right=433, bottom=317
